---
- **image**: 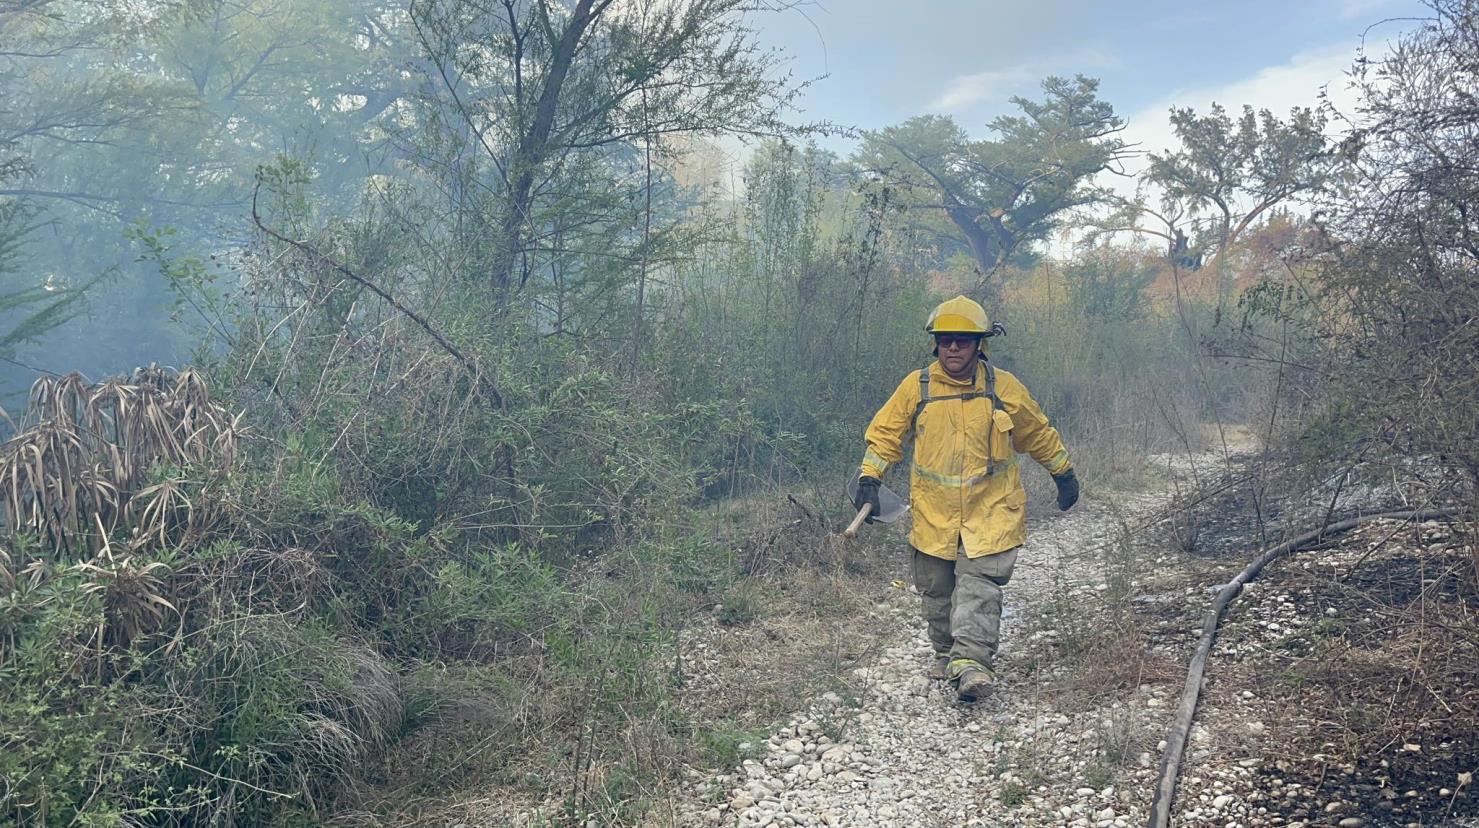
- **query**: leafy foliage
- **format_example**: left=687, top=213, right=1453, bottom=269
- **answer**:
left=855, top=76, right=1129, bottom=285
left=1092, top=102, right=1334, bottom=310
left=1292, top=0, right=1479, bottom=485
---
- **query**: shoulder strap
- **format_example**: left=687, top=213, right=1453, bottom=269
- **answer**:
left=912, top=362, right=931, bottom=427
left=984, top=361, right=999, bottom=475
left=911, top=361, right=997, bottom=426
left=925, top=361, right=993, bottom=404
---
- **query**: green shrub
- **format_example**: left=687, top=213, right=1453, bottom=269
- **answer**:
left=0, top=540, right=404, bottom=826
left=716, top=579, right=766, bottom=626
left=0, top=557, right=134, bottom=827
left=661, top=531, right=739, bottom=596
left=695, top=723, right=767, bottom=768
left=421, top=543, right=566, bottom=655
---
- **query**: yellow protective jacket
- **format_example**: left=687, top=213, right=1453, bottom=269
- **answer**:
left=859, top=360, right=1071, bottom=560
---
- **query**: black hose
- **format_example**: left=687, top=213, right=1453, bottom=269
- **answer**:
left=1146, top=507, right=1463, bottom=828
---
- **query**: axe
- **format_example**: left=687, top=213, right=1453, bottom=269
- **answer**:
left=842, top=476, right=908, bottom=537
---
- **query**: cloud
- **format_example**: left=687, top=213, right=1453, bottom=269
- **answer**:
left=926, top=68, right=1038, bottom=112
left=926, top=47, right=1122, bottom=115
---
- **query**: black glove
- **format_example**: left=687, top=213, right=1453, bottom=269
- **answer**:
left=1052, top=469, right=1079, bottom=511
left=854, top=475, right=882, bottom=523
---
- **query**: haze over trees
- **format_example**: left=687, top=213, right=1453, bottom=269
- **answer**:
left=0, top=0, right=1474, bottom=825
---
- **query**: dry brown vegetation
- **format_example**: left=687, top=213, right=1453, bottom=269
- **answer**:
left=0, top=368, right=240, bottom=554
left=1188, top=518, right=1479, bottom=823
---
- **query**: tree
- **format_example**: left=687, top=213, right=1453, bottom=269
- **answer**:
left=0, top=0, right=169, bottom=373
left=0, top=0, right=419, bottom=380
left=408, top=0, right=802, bottom=320
left=855, top=75, right=1129, bottom=293
left=1094, top=103, right=1334, bottom=308
left=0, top=197, right=105, bottom=366
left=1295, top=0, right=1479, bottom=486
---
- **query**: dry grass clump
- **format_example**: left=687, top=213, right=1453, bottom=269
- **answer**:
left=0, top=368, right=420, bottom=826
left=0, top=367, right=246, bottom=665
left=1069, top=621, right=1181, bottom=696
left=1299, top=545, right=1477, bottom=741
left=0, top=367, right=241, bottom=555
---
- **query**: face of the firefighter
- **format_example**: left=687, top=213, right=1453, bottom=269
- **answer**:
left=934, top=333, right=982, bottom=380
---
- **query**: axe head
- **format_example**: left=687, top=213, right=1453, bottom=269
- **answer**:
left=845, top=476, right=908, bottom=523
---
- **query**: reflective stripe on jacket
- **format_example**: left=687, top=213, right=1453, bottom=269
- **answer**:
left=859, top=360, right=1071, bottom=560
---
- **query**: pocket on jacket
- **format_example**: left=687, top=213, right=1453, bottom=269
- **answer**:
left=991, top=408, right=1015, bottom=461
left=1003, top=484, right=1026, bottom=511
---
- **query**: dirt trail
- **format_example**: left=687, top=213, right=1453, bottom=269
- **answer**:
left=667, top=490, right=1184, bottom=828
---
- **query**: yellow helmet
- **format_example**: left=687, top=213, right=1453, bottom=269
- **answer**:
left=924, top=295, right=989, bottom=334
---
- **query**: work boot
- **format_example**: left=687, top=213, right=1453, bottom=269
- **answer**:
left=946, top=658, right=995, bottom=703
left=955, top=667, right=994, bottom=702
left=925, top=654, right=950, bottom=681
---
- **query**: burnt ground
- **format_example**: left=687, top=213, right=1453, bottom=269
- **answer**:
left=1135, top=459, right=1479, bottom=827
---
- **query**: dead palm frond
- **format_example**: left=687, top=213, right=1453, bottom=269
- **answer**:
left=0, top=367, right=243, bottom=556
left=76, top=548, right=177, bottom=652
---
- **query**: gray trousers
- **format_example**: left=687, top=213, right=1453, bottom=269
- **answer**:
left=911, top=544, right=1020, bottom=669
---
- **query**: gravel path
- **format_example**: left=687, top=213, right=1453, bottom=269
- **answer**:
left=675, top=493, right=1183, bottom=828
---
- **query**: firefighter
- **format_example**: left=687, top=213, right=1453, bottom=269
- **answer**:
left=854, top=296, right=1078, bottom=701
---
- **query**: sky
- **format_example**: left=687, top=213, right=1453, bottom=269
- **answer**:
left=747, top=0, right=1432, bottom=170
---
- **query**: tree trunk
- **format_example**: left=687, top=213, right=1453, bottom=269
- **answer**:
left=945, top=203, right=1011, bottom=301
left=489, top=0, right=604, bottom=313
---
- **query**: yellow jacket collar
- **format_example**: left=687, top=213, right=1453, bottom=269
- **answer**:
left=930, top=359, right=987, bottom=389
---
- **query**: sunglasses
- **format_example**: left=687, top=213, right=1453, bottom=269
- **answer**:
left=934, top=334, right=982, bottom=350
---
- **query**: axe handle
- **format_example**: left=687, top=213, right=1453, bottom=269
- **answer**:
left=843, top=503, right=873, bottom=537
